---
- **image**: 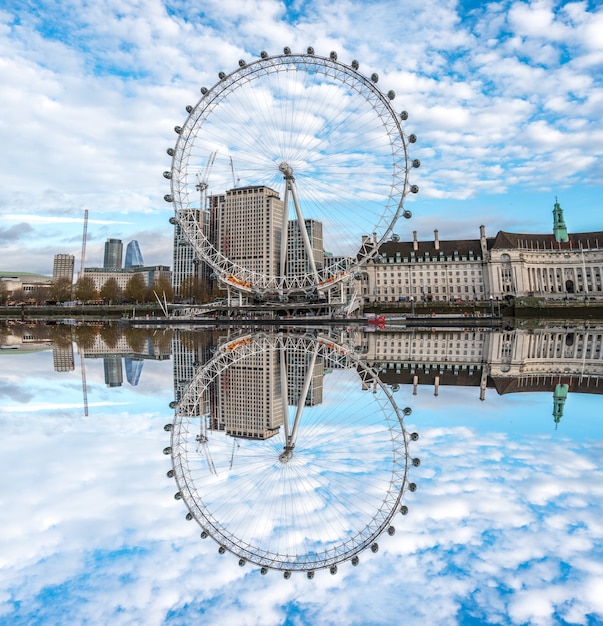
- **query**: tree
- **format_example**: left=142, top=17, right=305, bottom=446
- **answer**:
left=50, top=277, right=73, bottom=303
left=0, top=283, right=9, bottom=305
left=148, top=275, right=174, bottom=304
left=123, top=273, right=147, bottom=303
left=74, top=276, right=98, bottom=303
left=179, top=276, right=205, bottom=303
left=100, top=277, right=122, bottom=304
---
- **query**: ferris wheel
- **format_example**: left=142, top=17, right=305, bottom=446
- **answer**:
left=164, top=48, right=420, bottom=299
left=163, top=332, right=420, bottom=576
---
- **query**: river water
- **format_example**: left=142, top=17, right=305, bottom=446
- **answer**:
left=1, top=322, right=602, bottom=626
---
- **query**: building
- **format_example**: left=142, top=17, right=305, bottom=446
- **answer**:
left=52, top=254, right=75, bottom=282
left=84, top=265, right=171, bottom=292
left=0, top=272, right=53, bottom=302
left=103, top=238, right=123, bottom=270
left=361, top=201, right=603, bottom=303
left=172, top=209, right=209, bottom=296
left=287, top=218, right=324, bottom=276
left=124, top=241, right=144, bottom=268
left=210, top=186, right=284, bottom=277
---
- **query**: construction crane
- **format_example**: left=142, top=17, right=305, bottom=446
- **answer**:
left=195, top=151, right=217, bottom=209
left=79, top=209, right=88, bottom=281
left=79, top=345, right=88, bottom=417
left=229, top=156, right=239, bottom=189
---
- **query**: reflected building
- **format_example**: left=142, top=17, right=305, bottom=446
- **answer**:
left=213, top=349, right=285, bottom=439
left=124, top=357, right=144, bottom=386
left=52, top=344, right=75, bottom=372
left=104, top=355, right=123, bottom=387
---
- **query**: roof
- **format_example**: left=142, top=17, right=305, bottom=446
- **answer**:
left=489, top=231, right=603, bottom=251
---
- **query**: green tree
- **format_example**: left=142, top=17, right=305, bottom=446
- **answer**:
left=50, top=277, right=73, bottom=303
left=100, top=277, right=122, bottom=304
left=123, top=273, right=147, bottom=303
left=74, top=276, right=98, bottom=303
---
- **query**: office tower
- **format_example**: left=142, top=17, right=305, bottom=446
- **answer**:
left=53, top=254, right=75, bottom=282
left=103, top=355, right=123, bottom=387
left=124, top=357, right=144, bottom=386
left=214, top=349, right=285, bottom=439
left=172, top=209, right=205, bottom=295
left=211, top=186, right=284, bottom=276
left=124, top=240, right=144, bottom=268
left=103, top=238, right=123, bottom=269
left=287, top=218, right=324, bottom=276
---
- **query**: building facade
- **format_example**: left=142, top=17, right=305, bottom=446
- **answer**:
left=124, top=241, right=144, bottom=268
left=84, top=265, right=171, bottom=292
left=52, top=254, right=75, bottom=282
left=361, top=202, right=603, bottom=303
left=103, top=238, right=123, bottom=270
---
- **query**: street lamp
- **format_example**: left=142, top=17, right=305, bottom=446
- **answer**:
left=410, top=296, right=415, bottom=315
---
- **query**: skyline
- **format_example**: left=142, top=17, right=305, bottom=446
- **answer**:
left=1, top=0, right=602, bottom=277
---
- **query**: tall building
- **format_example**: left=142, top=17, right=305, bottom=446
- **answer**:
left=124, top=240, right=144, bottom=268
left=53, top=254, right=75, bottom=282
left=172, top=209, right=207, bottom=295
left=104, top=238, right=123, bottom=270
left=210, top=186, right=284, bottom=277
left=287, top=218, right=324, bottom=276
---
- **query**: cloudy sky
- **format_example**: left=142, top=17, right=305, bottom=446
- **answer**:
left=1, top=0, right=602, bottom=276
left=1, top=336, right=603, bottom=625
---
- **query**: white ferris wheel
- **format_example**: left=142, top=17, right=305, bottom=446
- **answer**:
left=164, top=48, right=420, bottom=300
left=163, top=332, right=420, bottom=577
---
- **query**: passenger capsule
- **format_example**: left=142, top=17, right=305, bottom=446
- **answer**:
left=307, top=47, right=315, bottom=55
left=351, top=556, right=359, bottom=566
left=174, top=492, right=182, bottom=499
left=412, top=457, right=421, bottom=466
left=400, top=505, right=409, bottom=515
left=218, top=71, right=226, bottom=80
left=387, top=526, right=396, bottom=536
left=260, top=51, right=268, bottom=59
left=400, top=111, right=409, bottom=120
left=186, top=512, right=193, bottom=520
left=238, top=558, right=246, bottom=566
left=371, top=73, right=379, bottom=83
left=284, top=570, right=291, bottom=579
left=371, top=543, right=379, bottom=553
left=167, top=148, right=174, bottom=156
left=260, top=567, right=268, bottom=575
left=163, top=171, right=172, bottom=179
left=330, top=51, right=337, bottom=61
left=410, top=432, right=419, bottom=441
left=387, top=90, right=395, bottom=100
left=412, top=159, right=421, bottom=168
left=238, top=59, right=246, bottom=67
left=403, top=407, right=412, bottom=415
left=218, top=546, right=226, bottom=554
left=408, top=134, right=417, bottom=143
left=200, top=531, right=208, bottom=539
left=164, top=423, right=173, bottom=431
left=185, top=105, right=193, bottom=113
left=329, top=565, right=338, bottom=575
left=408, top=482, right=417, bottom=492
left=351, top=60, right=359, bottom=70
left=200, top=87, right=208, bottom=95
left=410, top=185, right=419, bottom=194
left=391, top=233, right=400, bottom=242
left=164, top=195, right=173, bottom=203
left=163, top=446, right=172, bottom=455
left=403, top=209, right=412, bottom=219
left=174, top=126, right=182, bottom=134
left=166, top=469, right=175, bottom=478
left=283, top=47, right=291, bottom=55
left=168, top=217, right=177, bottom=225
left=307, top=571, right=315, bottom=579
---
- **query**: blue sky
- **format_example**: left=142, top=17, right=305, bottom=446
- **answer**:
left=0, top=0, right=601, bottom=275
left=1, top=340, right=603, bottom=625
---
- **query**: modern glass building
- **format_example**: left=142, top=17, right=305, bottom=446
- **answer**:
left=125, top=240, right=144, bottom=268
left=103, top=239, right=123, bottom=269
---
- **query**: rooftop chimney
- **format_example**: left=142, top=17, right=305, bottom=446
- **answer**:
left=434, top=229, right=439, bottom=251
left=413, top=230, right=418, bottom=251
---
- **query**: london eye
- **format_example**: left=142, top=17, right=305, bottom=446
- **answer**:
left=164, top=332, right=419, bottom=576
left=164, top=48, right=419, bottom=300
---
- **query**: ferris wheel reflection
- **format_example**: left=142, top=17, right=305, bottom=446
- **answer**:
left=164, top=330, right=420, bottom=578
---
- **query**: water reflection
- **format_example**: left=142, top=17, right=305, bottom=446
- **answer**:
left=165, top=331, right=418, bottom=576
left=1, top=321, right=603, bottom=624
